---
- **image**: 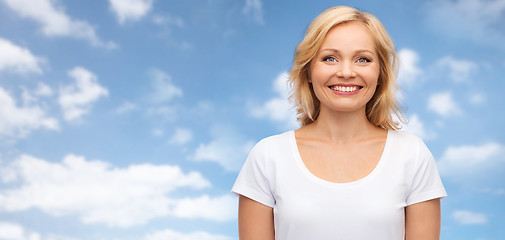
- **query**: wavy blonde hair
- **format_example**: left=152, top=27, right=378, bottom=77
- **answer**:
left=288, top=6, right=404, bottom=129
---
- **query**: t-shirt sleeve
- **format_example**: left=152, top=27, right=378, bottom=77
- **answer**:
left=231, top=140, right=275, bottom=208
left=406, top=139, right=447, bottom=206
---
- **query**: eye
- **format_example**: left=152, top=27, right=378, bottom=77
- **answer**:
left=322, top=56, right=337, bottom=63
left=357, top=57, right=371, bottom=64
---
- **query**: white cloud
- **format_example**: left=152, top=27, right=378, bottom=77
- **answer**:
left=424, top=0, right=505, bottom=48
left=170, top=128, right=193, bottom=145
left=250, top=71, right=299, bottom=130
left=0, top=154, right=237, bottom=227
left=469, top=93, right=486, bottom=104
left=452, top=210, right=488, bottom=225
left=21, top=87, right=36, bottom=105
left=243, top=0, right=264, bottom=24
left=437, top=56, right=478, bottom=83
left=109, top=0, right=153, bottom=24
left=0, top=86, right=59, bottom=139
left=143, top=229, right=232, bottom=240
left=172, top=194, right=236, bottom=221
left=2, top=0, right=116, bottom=48
left=149, top=69, right=183, bottom=103
left=400, top=114, right=436, bottom=140
left=19, top=82, right=53, bottom=106
left=152, top=14, right=184, bottom=27
left=152, top=128, right=164, bottom=137
left=115, top=101, right=137, bottom=114
left=438, top=142, right=505, bottom=182
left=427, top=91, right=461, bottom=117
left=34, top=82, right=53, bottom=97
left=58, top=67, right=109, bottom=121
left=397, top=48, right=422, bottom=87
left=0, top=222, right=26, bottom=240
left=0, top=38, right=45, bottom=74
left=147, top=105, right=178, bottom=120
left=0, top=221, right=79, bottom=240
left=192, top=125, right=254, bottom=171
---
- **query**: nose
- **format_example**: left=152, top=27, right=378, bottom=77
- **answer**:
left=336, top=61, right=356, bottom=78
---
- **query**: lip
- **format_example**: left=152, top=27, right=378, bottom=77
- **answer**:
left=329, top=83, right=362, bottom=87
left=328, top=83, right=363, bottom=95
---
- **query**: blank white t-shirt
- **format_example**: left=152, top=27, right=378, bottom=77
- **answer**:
left=232, top=130, right=447, bottom=240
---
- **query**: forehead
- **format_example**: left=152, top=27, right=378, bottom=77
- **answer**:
left=319, top=22, right=376, bottom=52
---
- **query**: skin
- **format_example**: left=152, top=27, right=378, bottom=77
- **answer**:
left=309, top=22, right=380, bottom=116
left=238, top=196, right=275, bottom=240
left=238, top=22, right=441, bottom=240
left=405, top=198, right=442, bottom=240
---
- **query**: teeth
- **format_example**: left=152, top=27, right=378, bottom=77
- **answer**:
left=331, top=86, right=359, bottom=92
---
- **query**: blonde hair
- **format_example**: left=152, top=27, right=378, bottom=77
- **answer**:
left=288, top=6, right=404, bottom=129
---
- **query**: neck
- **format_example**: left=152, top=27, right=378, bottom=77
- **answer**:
left=309, top=107, right=379, bottom=143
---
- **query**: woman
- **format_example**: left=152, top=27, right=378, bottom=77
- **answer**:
left=232, top=6, right=446, bottom=240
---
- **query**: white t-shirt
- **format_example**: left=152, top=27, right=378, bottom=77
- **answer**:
left=232, top=130, right=447, bottom=240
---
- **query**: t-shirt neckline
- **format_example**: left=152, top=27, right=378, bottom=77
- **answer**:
left=289, top=130, right=393, bottom=188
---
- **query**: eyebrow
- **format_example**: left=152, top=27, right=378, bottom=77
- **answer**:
left=320, top=48, right=375, bottom=55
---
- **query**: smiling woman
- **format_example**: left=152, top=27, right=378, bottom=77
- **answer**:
left=289, top=6, right=401, bottom=128
left=232, top=5, right=447, bottom=240
left=309, top=22, right=381, bottom=115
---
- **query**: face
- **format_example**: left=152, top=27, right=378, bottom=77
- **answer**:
left=309, top=21, right=380, bottom=115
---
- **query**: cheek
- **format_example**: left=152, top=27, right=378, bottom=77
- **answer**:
left=363, top=67, right=380, bottom=86
left=310, top=65, right=333, bottom=83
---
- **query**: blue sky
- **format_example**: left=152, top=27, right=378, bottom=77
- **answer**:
left=0, top=0, right=504, bottom=239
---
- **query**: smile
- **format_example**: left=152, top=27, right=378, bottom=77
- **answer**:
left=329, top=85, right=362, bottom=93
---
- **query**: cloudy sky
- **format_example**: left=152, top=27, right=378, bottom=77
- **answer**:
left=0, top=0, right=504, bottom=239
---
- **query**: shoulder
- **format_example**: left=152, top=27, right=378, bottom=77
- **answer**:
left=246, top=131, right=293, bottom=164
left=253, top=131, right=293, bottom=151
left=389, top=130, right=427, bottom=150
left=388, top=130, right=433, bottom=161
left=241, top=131, right=293, bottom=177
left=390, top=130, right=424, bottom=143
